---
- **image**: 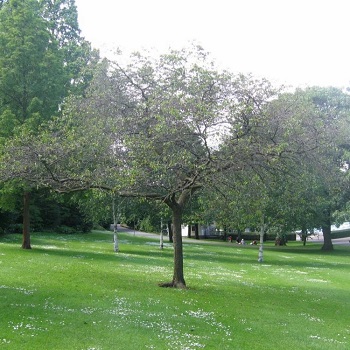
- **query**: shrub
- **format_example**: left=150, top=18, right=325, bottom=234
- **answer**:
left=57, top=225, right=76, bottom=234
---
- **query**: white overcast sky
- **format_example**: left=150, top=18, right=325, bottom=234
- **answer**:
left=75, top=0, right=350, bottom=88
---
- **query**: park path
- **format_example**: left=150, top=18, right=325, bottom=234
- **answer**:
left=117, top=224, right=158, bottom=238
left=116, top=225, right=223, bottom=245
left=308, top=236, right=350, bottom=245
left=116, top=225, right=350, bottom=246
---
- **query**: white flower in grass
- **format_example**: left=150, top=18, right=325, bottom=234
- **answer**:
left=306, top=278, right=329, bottom=283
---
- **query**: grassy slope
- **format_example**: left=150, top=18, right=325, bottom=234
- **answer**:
left=0, top=231, right=349, bottom=350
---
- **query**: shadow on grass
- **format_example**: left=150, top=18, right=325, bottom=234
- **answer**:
left=265, top=243, right=350, bottom=256
left=32, top=239, right=350, bottom=272
left=25, top=247, right=164, bottom=266
left=3, top=232, right=349, bottom=272
left=181, top=241, right=350, bottom=271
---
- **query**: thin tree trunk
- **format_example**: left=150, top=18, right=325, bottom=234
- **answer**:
left=187, top=224, right=191, bottom=238
left=194, top=223, right=199, bottom=239
left=160, top=218, right=164, bottom=250
left=167, top=220, right=173, bottom=243
left=321, top=217, right=333, bottom=251
left=301, top=228, right=307, bottom=246
left=258, top=214, right=264, bottom=262
left=222, top=225, right=227, bottom=241
left=22, top=192, right=31, bottom=249
left=112, top=196, right=119, bottom=252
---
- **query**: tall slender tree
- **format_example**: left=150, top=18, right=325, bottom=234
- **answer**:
left=0, top=0, right=99, bottom=248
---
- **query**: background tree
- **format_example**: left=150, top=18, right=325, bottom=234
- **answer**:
left=0, top=0, right=65, bottom=248
left=0, top=0, right=99, bottom=248
left=273, top=87, right=350, bottom=250
left=39, top=0, right=100, bottom=96
left=197, top=85, right=350, bottom=253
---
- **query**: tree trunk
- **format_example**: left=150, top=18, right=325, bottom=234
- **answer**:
left=160, top=190, right=195, bottom=288
left=222, top=225, right=227, bottom=241
left=258, top=214, right=264, bottom=262
left=159, top=202, right=186, bottom=288
left=301, top=228, right=307, bottom=246
left=22, top=192, right=31, bottom=249
left=112, top=196, right=119, bottom=252
left=160, top=218, right=164, bottom=250
left=194, top=223, right=199, bottom=239
left=321, top=218, right=333, bottom=251
left=171, top=206, right=186, bottom=288
left=167, top=221, right=173, bottom=243
left=187, top=224, right=191, bottom=238
left=237, top=229, right=242, bottom=243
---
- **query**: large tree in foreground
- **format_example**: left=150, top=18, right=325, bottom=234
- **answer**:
left=1, top=47, right=321, bottom=287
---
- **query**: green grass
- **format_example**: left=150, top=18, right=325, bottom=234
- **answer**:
left=1, top=231, right=349, bottom=350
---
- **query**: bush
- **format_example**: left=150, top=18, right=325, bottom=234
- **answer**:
left=57, top=225, right=76, bottom=234
left=275, top=233, right=288, bottom=246
left=7, top=223, right=23, bottom=234
left=139, top=216, right=156, bottom=233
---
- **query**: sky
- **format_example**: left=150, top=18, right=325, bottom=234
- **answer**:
left=75, top=0, right=350, bottom=89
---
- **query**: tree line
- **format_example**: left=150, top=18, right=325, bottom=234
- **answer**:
left=1, top=0, right=350, bottom=288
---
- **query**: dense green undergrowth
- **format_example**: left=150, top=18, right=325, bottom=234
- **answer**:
left=0, top=231, right=349, bottom=349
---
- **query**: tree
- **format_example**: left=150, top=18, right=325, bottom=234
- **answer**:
left=0, top=0, right=65, bottom=248
left=0, top=0, right=99, bottom=248
left=0, top=47, right=322, bottom=287
left=0, top=0, right=65, bottom=128
left=197, top=86, right=350, bottom=254
left=39, top=0, right=100, bottom=96
left=271, top=87, right=350, bottom=250
left=67, top=48, right=288, bottom=287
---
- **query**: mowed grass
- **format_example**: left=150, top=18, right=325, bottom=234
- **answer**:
left=0, top=231, right=349, bottom=350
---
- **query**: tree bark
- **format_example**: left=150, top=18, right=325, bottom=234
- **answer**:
left=112, top=196, right=119, bottom=252
left=22, top=192, right=31, bottom=249
left=321, top=217, right=333, bottom=251
left=194, top=223, right=199, bottom=240
left=222, top=225, right=227, bottom=241
left=167, top=220, right=173, bottom=243
left=301, top=228, right=307, bottom=246
left=171, top=205, right=186, bottom=288
left=160, top=194, right=188, bottom=288
left=258, top=214, right=264, bottom=262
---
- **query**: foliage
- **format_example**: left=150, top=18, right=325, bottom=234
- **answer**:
left=0, top=188, right=92, bottom=233
left=0, top=0, right=64, bottom=131
left=0, top=0, right=100, bottom=242
left=270, top=87, right=350, bottom=249
left=195, top=86, right=350, bottom=250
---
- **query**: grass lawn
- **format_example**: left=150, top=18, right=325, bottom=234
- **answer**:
left=0, top=231, right=349, bottom=349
